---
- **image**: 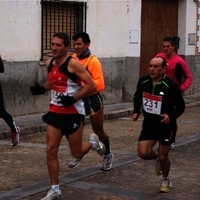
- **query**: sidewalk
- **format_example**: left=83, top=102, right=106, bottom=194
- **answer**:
left=0, top=94, right=200, bottom=199
left=1, top=93, right=200, bottom=139
left=0, top=102, right=133, bottom=139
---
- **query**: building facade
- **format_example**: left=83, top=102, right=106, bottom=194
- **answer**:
left=0, top=0, right=198, bottom=116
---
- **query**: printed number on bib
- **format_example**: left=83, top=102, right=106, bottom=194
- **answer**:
left=51, top=90, right=67, bottom=106
left=142, top=92, right=162, bottom=115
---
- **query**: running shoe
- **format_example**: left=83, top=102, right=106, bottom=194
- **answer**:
left=101, top=153, right=114, bottom=171
left=155, top=158, right=162, bottom=176
left=170, top=142, right=176, bottom=149
left=160, top=177, right=172, bottom=193
left=89, top=133, right=105, bottom=156
left=40, top=188, right=63, bottom=200
left=68, top=155, right=86, bottom=168
left=11, top=126, right=20, bottom=146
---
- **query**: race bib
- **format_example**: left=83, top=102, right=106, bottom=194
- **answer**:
left=142, top=92, right=162, bottom=115
left=50, top=90, right=68, bottom=106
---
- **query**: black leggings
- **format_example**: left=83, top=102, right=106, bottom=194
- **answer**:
left=0, top=83, right=17, bottom=133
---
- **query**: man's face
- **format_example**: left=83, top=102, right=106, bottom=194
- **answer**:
left=162, top=41, right=175, bottom=57
left=73, top=38, right=89, bottom=56
left=51, top=37, right=68, bottom=58
left=149, top=58, right=166, bottom=81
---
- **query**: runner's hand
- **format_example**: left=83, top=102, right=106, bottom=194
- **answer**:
left=30, top=82, right=46, bottom=95
left=160, top=114, right=170, bottom=124
left=58, top=95, right=76, bottom=107
left=132, top=113, right=139, bottom=121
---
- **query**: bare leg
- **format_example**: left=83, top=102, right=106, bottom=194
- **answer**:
left=68, top=122, right=92, bottom=159
left=138, top=140, right=158, bottom=159
left=46, top=125, right=63, bottom=185
left=90, top=109, right=111, bottom=155
left=158, top=143, right=171, bottom=177
left=90, top=109, right=107, bottom=141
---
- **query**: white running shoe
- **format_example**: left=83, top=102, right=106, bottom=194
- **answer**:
left=40, top=188, right=63, bottom=200
left=68, top=155, right=86, bottom=168
left=101, top=153, right=114, bottom=171
left=89, top=133, right=105, bottom=156
left=160, top=177, right=172, bottom=193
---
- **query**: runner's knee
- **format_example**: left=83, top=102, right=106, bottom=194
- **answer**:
left=46, top=145, right=59, bottom=160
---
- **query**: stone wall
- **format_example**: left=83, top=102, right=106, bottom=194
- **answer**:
left=1, top=56, right=140, bottom=116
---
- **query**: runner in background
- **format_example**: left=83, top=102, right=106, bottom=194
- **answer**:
left=69, top=32, right=114, bottom=171
left=156, top=37, right=192, bottom=149
left=0, top=55, right=20, bottom=146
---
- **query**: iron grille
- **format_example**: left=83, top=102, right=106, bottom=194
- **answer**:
left=41, top=0, right=87, bottom=60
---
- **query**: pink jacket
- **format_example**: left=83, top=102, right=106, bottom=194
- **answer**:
left=156, top=53, right=192, bottom=92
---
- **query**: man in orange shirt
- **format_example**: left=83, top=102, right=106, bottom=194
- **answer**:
left=68, top=32, right=114, bottom=171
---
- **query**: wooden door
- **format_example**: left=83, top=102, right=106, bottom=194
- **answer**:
left=140, top=0, right=178, bottom=77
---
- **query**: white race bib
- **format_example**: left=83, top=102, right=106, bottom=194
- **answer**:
left=50, top=90, right=68, bottom=106
left=142, top=92, right=162, bottom=115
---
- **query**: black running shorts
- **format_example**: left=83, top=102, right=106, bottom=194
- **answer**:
left=138, top=125, right=175, bottom=146
left=42, top=112, right=84, bottom=136
left=83, top=93, right=104, bottom=116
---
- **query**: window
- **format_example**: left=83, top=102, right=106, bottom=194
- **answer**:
left=41, top=0, right=87, bottom=60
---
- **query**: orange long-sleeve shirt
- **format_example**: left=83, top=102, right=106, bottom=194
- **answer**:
left=72, top=54, right=105, bottom=94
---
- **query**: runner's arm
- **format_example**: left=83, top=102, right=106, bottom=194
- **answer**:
left=168, top=82, right=185, bottom=121
left=68, top=59, right=96, bottom=101
left=0, top=56, right=4, bottom=73
left=42, top=59, right=52, bottom=91
left=178, top=60, right=192, bottom=92
left=132, top=79, right=142, bottom=115
left=87, top=57, right=105, bottom=92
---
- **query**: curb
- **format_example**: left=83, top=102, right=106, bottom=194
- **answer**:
left=185, top=100, right=200, bottom=108
left=0, top=99, right=199, bottom=140
left=0, top=108, right=133, bottom=140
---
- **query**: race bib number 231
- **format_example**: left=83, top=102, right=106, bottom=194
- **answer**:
left=142, top=92, right=162, bottom=115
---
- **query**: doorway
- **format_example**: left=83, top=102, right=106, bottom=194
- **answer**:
left=140, top=0, right=178, bottom=76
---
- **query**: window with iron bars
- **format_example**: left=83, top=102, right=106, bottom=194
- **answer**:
left=41, top=0, right=87, bottom=61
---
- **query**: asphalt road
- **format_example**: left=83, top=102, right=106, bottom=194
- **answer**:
left=0, top=104, right=200, bottom=200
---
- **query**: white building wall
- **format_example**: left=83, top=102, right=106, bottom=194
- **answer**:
left=86, top=0, right=141, bottom=58
left=127, top=0, right=141, bottom=57
left=0, top=0, right=41, bottom=61
left=0, top=0, right=196, bottom=59
left=0, top=0, right=141, bottom=61
left=178, top=0, right=196, bottom=55
left=0, top=0, right=198, bottom=116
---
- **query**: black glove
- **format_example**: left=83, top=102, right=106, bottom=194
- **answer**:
left=59, top=95, right=77, bottom=107
left=30, top=82, right=46, bottom=95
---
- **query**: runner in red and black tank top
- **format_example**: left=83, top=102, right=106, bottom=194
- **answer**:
left=48, top=56, right=85, bottom=115
left=30, top=32, right=103, bottom=200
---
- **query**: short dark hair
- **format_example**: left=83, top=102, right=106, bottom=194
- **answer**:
left=155, top=56, right=167, bottom=68
left=53, top=32, right=70, bottom=46
left=163, top=37, right=175, bottom=47
left=72, top=32, right=91, bottom=44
